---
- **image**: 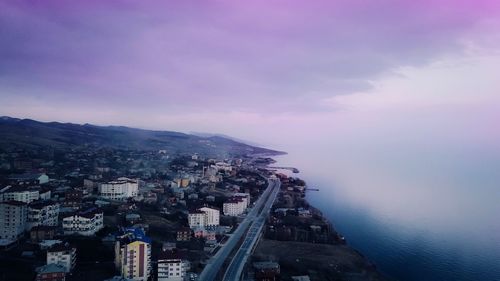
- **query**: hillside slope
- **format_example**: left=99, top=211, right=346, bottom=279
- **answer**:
left=0, top=116, right=284, bottom=157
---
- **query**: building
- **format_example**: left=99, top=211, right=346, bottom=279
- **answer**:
left=63, top=190, right=83, bottom=210
left=223, top=197, right=246, bottom=216
left=62, top=207, right=103, bottom=236
left=213, top=162, right=232, bottom=172
left=39, top=188, right=52, bottom=200
left=187, top=210, right=205, bottom=229
left=233, top=193, right=251, bottom=207
left=176, top=227, right=191, bottom=241
left=157, top=249, right=188, bottom=281
left=198, top=207, right=220, bottom=226
left=35, top=263, right=66, bottom=281
left=254, top=262, right=281, bottom=281
left=193, top=227, right=216, bottom=240
left=162, top=242, right=177, bottom=252
left=187, top=207, right=220, bottom=229
left=0, top=185, right=40, bottom=203
left=99, top=178, right=139, bottom=201
left=30, top=226, right=56, bottom=243
left=0, top=201, right=27, bottom=241
left=46, top=243, right=77, bottom=273
left=253, top=261, right=280, bottom=273
left=115, top=228, right=152, bottom=281
left=9, top=173, right=49, bottom=185
left=174, top=178, right=190, bottom=188
left=27, top=200, right=60, bottom=230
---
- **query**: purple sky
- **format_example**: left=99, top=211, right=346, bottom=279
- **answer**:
left=1, top=0, right=500, bottom=146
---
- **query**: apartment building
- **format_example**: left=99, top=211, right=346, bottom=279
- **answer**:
left=223, top=197, right=246, bottom=216
left=62, top=207, right=103, bottom=236
left=187, top=206, right=220, bottom=229
left=0, top=186, right=40, bottom=203
left=0, top=200, right=27, bottom=241
left=99, top=177, right=139, bottom=201
left=157, top=249, right=188, bottom=281
left=233, top=193, right=251, bottom=207
left=198, top=206, right=220, bottom=226
left=46, top=243, right=77, bottom=273
left=27, top=200, right=60, bottom=230
left=176, top=227, right=192, bottom=242
left=115, top=228, right=152, bottom=281
left=187, top=210, right=205, bottom=229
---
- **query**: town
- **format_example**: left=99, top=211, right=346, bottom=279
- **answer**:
left=0, top=142, right=262, bottom=280
left=0, top=119, right=386, bottom=281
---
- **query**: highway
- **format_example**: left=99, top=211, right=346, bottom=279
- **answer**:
left=222, top=178, right=281, bottom=281
left=198, top=177, right=280, bottom=281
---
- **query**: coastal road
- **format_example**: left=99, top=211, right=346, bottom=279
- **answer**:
left=222, top=178, right=281, bottom=281
left=198, top=177, right=280, bottom=281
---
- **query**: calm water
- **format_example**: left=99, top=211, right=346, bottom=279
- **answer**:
left=273, top=149, right=500, bottom=281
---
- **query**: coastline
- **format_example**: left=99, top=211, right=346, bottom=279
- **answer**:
left=251, top=158, right=388, bottom=281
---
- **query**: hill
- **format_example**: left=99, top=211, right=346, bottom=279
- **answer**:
left=0, top=116, right=284, bottom=158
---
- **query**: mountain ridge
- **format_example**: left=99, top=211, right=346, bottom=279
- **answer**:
left=0, top=116, right=285, bottom=157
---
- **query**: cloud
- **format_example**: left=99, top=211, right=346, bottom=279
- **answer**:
left=1, top=0, right=500, bottom=115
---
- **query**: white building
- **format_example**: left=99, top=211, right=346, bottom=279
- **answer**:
left=99, top=178, right=139, bottom=201
left=27, top=200, right=59, bottom=230
left=187, top=211, right=205, bottom=229
left=157, top=250, right=188, bottom=281
left=0, top=201, right=27, bottom=241
left=188, top=207, right=220, bottom=229
left=62, top=207, right=103, bottom=236
left=199, top=207, right=220, bottom=226
left=39, top=188, right=52, bottom=201
left=213, top=162, right=232, bottom=172
left=223, top=197, right=246, bottom=216
left=46, top=243, right=76, bottom=273
left=233, top=193, right=251, bottom=207
left=0, top=186, right=40, bottom=203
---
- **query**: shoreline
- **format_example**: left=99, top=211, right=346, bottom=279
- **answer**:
left=252, top=161, right=387, bottom=281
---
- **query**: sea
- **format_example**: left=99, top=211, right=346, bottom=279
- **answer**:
left=272, top=150, right=500, bottom=281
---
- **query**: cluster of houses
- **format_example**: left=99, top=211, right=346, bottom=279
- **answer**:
left=0, top=176, right=140, bottom=247
left=0, top=173, right=145, bottom=278
left=0, top=147, right=270, bottom=281
left=34, top=226, right=192, bottom=281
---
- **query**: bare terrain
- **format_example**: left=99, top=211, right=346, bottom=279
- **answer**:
left=253, top=239, right=387, bottom=281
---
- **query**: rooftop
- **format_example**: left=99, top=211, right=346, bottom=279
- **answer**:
left=116, top=227, right=152, bottom=244
left=47, top=243, right=75, bottom=253
left=36, top=264, right=66, bottom=274
left=1, top=200, right=27, bottom=206
left=158, top=248, right=186, bottom=261
left=29, top=200, right=58, bottom=209
left=9, top=173, right=47, bottom=180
